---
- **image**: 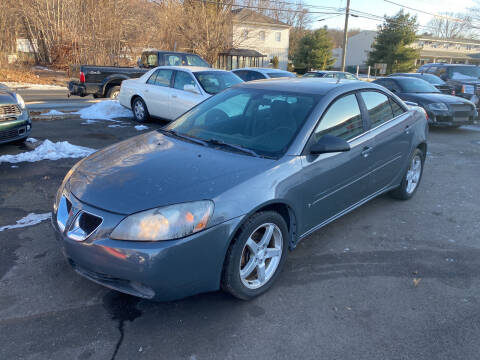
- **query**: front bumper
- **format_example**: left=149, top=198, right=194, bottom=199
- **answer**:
left=427, top=108, right=477, bottom=127
left=0, top=110, right=31, bottom=144
left=53, top=194, right=244, bottom=301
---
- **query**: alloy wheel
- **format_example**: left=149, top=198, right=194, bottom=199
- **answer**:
left=406, top=154, right=422, bottom=194
left=239, top=223, right=283, bottom=289
left=134, top=100, right=145, bottom=120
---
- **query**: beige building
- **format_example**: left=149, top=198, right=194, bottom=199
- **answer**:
left=332, top=30, right=480, bottom=70
left=217, top=9, right=290, bottom=70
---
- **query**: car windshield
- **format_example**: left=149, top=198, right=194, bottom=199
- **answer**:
left=194, top=71, right=243, bottom=95
left=396, top=78, right=440, bottom=93
left=449, top=66, right=480, bottom=79
left=164, top=88, right=318, bottom=158
left=186, top=55, right=210, bottom=67
left=416, top=74, right=445, bottom=85
left=267, top=71, right=296, bottom=78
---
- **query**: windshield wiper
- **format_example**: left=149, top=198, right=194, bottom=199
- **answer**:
left=204, top=138, right=261, bottom=157
left=159, top=129, right=208, bottom=146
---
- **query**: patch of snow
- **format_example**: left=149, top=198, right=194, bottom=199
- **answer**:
left=462, top=125, right=480, bottom=132
left=135, top=125, right=149, bottom=131
left=81, top=119, right=98, bottom=125
left=108, top=124, right=128, bottom=128
left=43, top=109, right=64, bottom=116
left=11, top=165, right=18, bottom=168
left=2, top=82, right=67, bottom=90
left=26, top=138, right=38, bottom=143
left=0, top=213, right=51, bottom=232
left=75, top=100, right=132, bottom=120
left=0, top=140, right=95, bottom=164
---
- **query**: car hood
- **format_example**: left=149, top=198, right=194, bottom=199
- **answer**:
left=68, top=131, right=272, bottom=214
left=399, top=92, right=473, bottom=105
left=0, top=88, right=17, bottom=105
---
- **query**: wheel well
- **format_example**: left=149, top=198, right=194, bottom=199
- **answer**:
left=417, top=142, right=427, bottom=157
left=104, top=80, right=123, bottom=95
left=233, top=203, right=298, bottom=248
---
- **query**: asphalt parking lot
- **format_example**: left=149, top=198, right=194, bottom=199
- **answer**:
left=1, top=112, right=480, bottom=359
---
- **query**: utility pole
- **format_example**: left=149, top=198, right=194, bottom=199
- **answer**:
left=341, top=0, right=351, bottom=72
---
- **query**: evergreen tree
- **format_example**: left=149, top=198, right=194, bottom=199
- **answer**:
left=293, top=28, right=335, bottom=71
left=368, top=10, right=419, bottom=74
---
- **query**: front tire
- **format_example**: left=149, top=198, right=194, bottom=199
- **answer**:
left=390, top=148, right=425, bottom=200
left=221, top=211, right=289, bottom=300
left=132, top=97, right=150, bottom=123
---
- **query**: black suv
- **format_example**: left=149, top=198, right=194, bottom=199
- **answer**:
left=417, top=63, right=480, bottom=109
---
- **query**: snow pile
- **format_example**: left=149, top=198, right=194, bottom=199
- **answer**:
left=75, top=100, right=132, bottom=120
left=0, top=140, right=95, bottom=164
left=2, top=82, right=67, bottom=90
left=0, top=213, right=51, bottom=232
left=26, top=138, right=38, bottom=143
left=43, top=109, right=64, bottom=116
left=135, top=125, right=149, bottom=131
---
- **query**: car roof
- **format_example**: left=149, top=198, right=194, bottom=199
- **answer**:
left=421, top=63, right=477, bottom=67
left=234, top=77, right=376, bottom=95
left=153, top=66, right=226, bottom=73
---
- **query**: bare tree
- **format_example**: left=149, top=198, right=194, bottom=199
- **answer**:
left=427, top=12, right=473, bottom=39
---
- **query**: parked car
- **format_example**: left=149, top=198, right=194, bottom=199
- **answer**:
left=53, top=78, right=428, bottom=301
left=417, top=63, right=480, bottom=109
left=232, top=68, right=296, bottom=81
left=389, top=72, right=455, bottom=95
left=303, top=70, right=359, bottom=80
left=118, top=66, right=243, bottom=122
left=68, top=50, right=211, bottom=99
left=373, top=76, right=477, bottom=127
left=0, top=83, right=31, bottom=145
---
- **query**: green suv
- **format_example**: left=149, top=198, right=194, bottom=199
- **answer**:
left=0, top=83, right=31, bottom=144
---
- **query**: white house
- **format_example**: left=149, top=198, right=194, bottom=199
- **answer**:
left=332, top=30, right=376, bottom=70
left=217, top=9, right=290, bottom=70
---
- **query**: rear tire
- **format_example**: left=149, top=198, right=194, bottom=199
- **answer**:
left=132, top=97, right=150, bottom=123
left=221, top=211, right=289, bottom=300
left=389, top=148, right=425, bottom=200
left=107, top=85, right=121, bottom=99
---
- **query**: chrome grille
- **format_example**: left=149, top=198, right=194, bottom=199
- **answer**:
left=56, top=195, right=103, bottom=241
left=0, top=126, right=26, bottom=141
left=0, top=104, right=21, bottom=117
left=450, top=103, right=474, bottom=118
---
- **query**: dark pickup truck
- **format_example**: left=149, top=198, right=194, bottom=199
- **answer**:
left=417, top=63, right=480, bottom=109
left=68, top=50, right=210, bottom=99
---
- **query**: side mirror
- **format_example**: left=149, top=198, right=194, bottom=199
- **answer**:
left=184, top=84, right=200, bottom=94
left=404, top=101, right=419, bottom=108
left=309, top=135, right=350, bottom=155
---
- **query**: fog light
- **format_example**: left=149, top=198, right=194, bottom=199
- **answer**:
left=27, top=125, right=31, bottom=130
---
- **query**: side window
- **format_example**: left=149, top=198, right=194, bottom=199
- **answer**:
left=174, top=71, right=196, bottom=91
left=345, top=73, right=356, bottom=80
left=390, top=99, right=406, bottom=117
left=426, top=66, right=437, bottom=74
left=145, top=54, right=158, bottom=67
left=377, top=79, right=400, bottom=93
left=360, top=91, right=394, bottom=127
left=146, top=70, right=158, bottom=85
left=436, top=67, right=446, bottom=78
left=233, top=70, right=248, bottom=81
left=314, top=94, right=363, bottom=141
left=337, top=73, right=346, bottom=79
left=325, top=73, right=335, bottom=78
left=154, top=69, right=173, bottom=87
left=165, top=55, right=182, bottom=66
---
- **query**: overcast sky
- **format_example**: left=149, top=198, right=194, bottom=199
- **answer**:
left=309, top=0, right=477, bottom=31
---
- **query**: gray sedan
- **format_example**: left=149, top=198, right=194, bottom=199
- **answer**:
left=53, top=78, right=428, bottom=301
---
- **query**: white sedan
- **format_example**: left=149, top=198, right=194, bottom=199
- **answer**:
left=118, top=66, right=243, bottom=122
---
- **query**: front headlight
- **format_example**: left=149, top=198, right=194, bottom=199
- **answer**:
left=427, top=103, right=448, bottom=111
left=15, top=93, right=26, bottom=109
left=110, top=201, right=214, bottom=241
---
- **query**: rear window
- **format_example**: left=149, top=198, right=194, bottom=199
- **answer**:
left=194, top=71, right=243, bottom=94
left=267, top=71, right=296, bottom=78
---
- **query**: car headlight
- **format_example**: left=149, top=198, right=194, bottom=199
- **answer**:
left=110, top=201, right=214, bottom=241
left=427, top=103, right=448, bottom=111
left=15, top=93, right=26, bottom=109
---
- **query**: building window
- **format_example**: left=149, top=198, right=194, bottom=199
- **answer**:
left=259, top=31, right=265, bottom=41
left=275, top=32, right=281, bottom=42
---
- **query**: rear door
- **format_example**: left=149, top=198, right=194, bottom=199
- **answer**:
left=299, top=93, right=376, bottom=233
left=143, top=69, right=174, bottom=118
left=169, top=70, right=206, bottom=119
left=358, top=90, right=414, bottom=190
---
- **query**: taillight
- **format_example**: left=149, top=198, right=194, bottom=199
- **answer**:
left=79, top=71, right=85, bottom=83
left=451, top=89, right=455, bottom=96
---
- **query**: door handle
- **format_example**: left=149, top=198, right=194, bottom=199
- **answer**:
left=361, top=146, right=373, bottom=158
left=404, top=125, right=411, bottom=134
